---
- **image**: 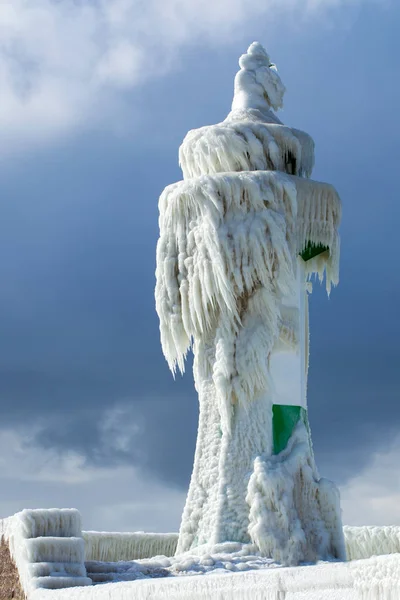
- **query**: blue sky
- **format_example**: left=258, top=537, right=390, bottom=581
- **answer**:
left=0, top=0, right=399, bottom=532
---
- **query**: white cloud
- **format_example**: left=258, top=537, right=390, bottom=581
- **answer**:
left=0, top=421, right=185, bottom=532
left=0, top=0, right=386, bottom=148
left=2, top=417, right=400, bottom=532
left=0, top=424, right=128, bottom=485
left=98, top=404, right=142, bottom=454
left=340, top=436, right=400, bottom=527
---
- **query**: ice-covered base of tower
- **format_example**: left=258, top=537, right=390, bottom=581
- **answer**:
left=177, top=378, right=344, bottom=565
left=246, top=424, right=344, bottom=565
left=154, top=40, right=346, bottom=566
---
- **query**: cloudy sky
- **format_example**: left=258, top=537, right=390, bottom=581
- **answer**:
left=0, top=0, right=399, bottom=533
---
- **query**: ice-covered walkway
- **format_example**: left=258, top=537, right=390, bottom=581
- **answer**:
left=32, top=554, right=400, bottom=600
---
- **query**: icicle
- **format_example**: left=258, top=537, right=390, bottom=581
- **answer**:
left=155, top=171, right=302, bottom=380
left=179, top=121, right=315, bottom=181
left=156, top=170, right=340, bottom=376
left=295, top=176, right=342, bottom=293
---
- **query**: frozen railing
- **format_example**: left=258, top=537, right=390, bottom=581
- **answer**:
left=82, top=526, right=400, bottom=562
left=83, top=531, right=178, bottom=562
left=343, top=526, right=400, bottom=560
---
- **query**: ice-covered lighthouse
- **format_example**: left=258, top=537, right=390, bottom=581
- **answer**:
left=156, top=42, right=345, bottom=565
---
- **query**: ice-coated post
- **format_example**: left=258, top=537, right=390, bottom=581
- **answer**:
left=156, top=42, right=345, bottom=565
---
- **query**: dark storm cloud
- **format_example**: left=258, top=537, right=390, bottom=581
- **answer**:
left=1, top=2, right=400, bottom=500
left=32, top=395, right=198, bottom=488
left=0, top=133, right=199, bottom=487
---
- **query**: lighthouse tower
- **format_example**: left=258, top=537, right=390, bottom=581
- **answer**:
left=156, top=42, right=345, bottom=565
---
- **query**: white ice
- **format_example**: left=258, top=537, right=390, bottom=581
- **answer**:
left=3, top=512, right=400, bottom=598
left=0, top=509, right=91, bottom=595
left=343, top=526, right=400, bottom=561
left=156, top=42, right=343, bottom=563
left=83, top=531, right=178, bottom=562
left=28, top=553, right=400, bottom=600
left=82, top=526, right=400, bottom=562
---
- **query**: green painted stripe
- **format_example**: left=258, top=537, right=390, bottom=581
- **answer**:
left=300, top=242, right=328, bottom=262
left=272, top=405, right=309, bottom=454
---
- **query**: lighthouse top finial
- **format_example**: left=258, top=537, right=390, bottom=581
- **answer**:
left=231, top=42, right=286, bottom=114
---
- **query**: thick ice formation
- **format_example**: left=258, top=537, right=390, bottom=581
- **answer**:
left=86, top=527, right=400, bottom=563
left=0, top=509, right=91, bottom=594
left=84, top=526, right=400, bottom=563
left=180, top=119, right=315, bottom=180
left=3, top=515, right=400, bottom=598
left=231, top=42, right=286, bottom=115
left=180, top=41, right=313, bottom=180
left=157, top=171, right=341, bottom=378
left=155, top=42, right=344, bottom=565
left=83, top=531, right=178, bottom=562
left=246, top=423, right=344, bottom=565
left=343, top=526, right=400, bottom=561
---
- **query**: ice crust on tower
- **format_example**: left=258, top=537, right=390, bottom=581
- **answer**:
left=155, top=41, right=345, bottom=565
left=180, top=42, right=313, bottom=180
